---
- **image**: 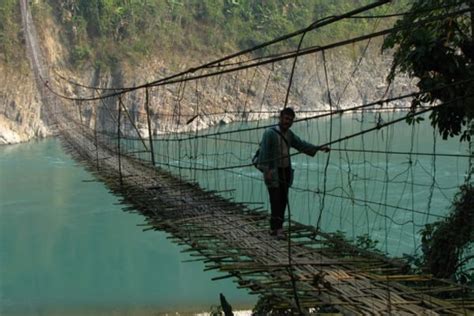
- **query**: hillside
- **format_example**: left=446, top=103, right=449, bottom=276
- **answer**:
left=0, top=0, right=411, bottom=144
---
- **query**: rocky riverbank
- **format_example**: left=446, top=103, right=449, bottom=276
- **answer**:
left=0, top=2, right=413, bottom=145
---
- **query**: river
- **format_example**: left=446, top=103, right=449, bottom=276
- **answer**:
left=0, top=113, right=470, bottom=315
left=0, top=139, right=256, bottom=315
left=150, top=112, right=470, bottom=256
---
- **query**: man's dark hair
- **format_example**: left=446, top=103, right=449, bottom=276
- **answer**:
left=280, top=107, right=295, bottom=118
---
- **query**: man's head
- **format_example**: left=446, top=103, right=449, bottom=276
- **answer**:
left=279, top=107, right=295, bottom=132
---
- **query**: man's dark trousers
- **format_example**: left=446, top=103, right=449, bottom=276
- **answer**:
left=268, top=167, right=291, bottom=231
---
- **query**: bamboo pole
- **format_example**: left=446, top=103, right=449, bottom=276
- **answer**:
left=145, top=88, right=156, bottom=166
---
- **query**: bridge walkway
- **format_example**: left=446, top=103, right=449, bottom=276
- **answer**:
left=58, top=122, right=473, bottom=315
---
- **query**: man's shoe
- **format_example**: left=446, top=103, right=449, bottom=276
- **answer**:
left=276, top=228, right=285, bottom=240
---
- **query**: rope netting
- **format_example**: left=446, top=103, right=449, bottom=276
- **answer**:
left=58, top=48, right=471, bottom=262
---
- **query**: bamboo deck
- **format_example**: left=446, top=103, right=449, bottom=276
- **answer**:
left=58, top=123, right=473, bottom=315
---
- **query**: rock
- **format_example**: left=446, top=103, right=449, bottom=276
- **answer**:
left=0, top=126, right=22, bottom=145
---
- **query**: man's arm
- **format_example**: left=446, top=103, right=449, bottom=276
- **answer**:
left=290, top=131, right=330, bottom=156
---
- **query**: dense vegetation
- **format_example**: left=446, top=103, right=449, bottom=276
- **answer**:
left=32, top=0, right=407, bottom=68
left=384, top=0, right=474, bottom=142
left=421, top=184, right=474, bottom=282
left=0, top=0, right=27, bottom=67
left=384, top=0, right=473, bottom=284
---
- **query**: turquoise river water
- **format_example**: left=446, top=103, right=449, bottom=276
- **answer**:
left=0, top=114, right=471, bottom=315
left=0, top=139, right=256, bottom=315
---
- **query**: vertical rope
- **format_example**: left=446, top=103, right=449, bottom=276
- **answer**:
left=283, top=30, right=308, bottom=109
left=409, top=123, right=417, bottom=251
left=360, top=110, right=371, bottom=235
left=117, top=96, right=123, bottom=186
left=344, top=139, right=356, bottom=240
left=176, top=77, right=187, bottom=179
left=256, top=64, right=273, bottom=128
left=93, top=91, right=99, bottom=170
left=193, top=78, right=200, bottom=182
left=282, top=30, right=309, bottom=315
left=242, top=67, right=258, bottom=119
left=145, top=88, right=156, bottom=166
left=316, top=50, right=333, bottom=231
left=383, top=118, right=390, bottom=254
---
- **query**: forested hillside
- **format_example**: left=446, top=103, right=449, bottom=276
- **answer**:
left=0, top=0, right=410, bottom=144
left=2, top=0, right=407, bottom=68
left=0, top=0, right=27, bottom=67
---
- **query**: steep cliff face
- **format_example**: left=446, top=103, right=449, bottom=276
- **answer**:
left=45, top=46, right=411, bottom=140
left=0, top=58, right=50, bottom=144
left=0, top=1, right=412, bottom=144
left=0, top=0, right=48, bottom=144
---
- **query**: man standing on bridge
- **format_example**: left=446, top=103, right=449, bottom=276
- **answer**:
left=257, top=107, right=330, bottom=238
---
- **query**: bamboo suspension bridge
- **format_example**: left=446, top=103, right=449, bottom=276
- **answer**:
left=21, top=0, right=473, bottom=314
left=58, top=116, right=472, bottom=315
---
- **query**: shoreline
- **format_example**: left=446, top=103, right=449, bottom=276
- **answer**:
left=0, top=104, right=415, bottom=146
left=1, top=306, right=254, bottom=316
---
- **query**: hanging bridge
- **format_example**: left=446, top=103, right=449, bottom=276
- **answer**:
left=20, top=0, right=474, bottom=314
left=55, top=115, right=472, bottom=315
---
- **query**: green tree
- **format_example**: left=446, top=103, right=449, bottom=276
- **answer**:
left=37, top=1, right=408, bottom=69
left=0, top=0, right=25, bottom=65
left=383, top=0, right=474, bottom=283
left=383, top=0, right=474, bottom=142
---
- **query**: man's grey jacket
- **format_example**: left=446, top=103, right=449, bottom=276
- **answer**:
left=257, top=126, right=318, bottom=188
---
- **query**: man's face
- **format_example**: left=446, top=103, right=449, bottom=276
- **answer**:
left=279, top=113, right=294, bottom=131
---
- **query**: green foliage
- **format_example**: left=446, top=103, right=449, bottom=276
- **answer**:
left=327, top=230, right=384, bottom=256
left=354, top=233, right=381, bottom=252
left=405, top=112, right=425, bottom=125
left=420, top=184, right=474, bottom=282
left=383, top=0, right=474, bottom=142
left=37, top=0, right=408, bottom=69
left=0, top=0, right=26, bottom=65
left=1, top=1, right=411, bottom=69
left=383, top=0, right=474, bottom=287
left=401, top=252, right=424, bottom=273
left=72, top=44, right=92, bottom=63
